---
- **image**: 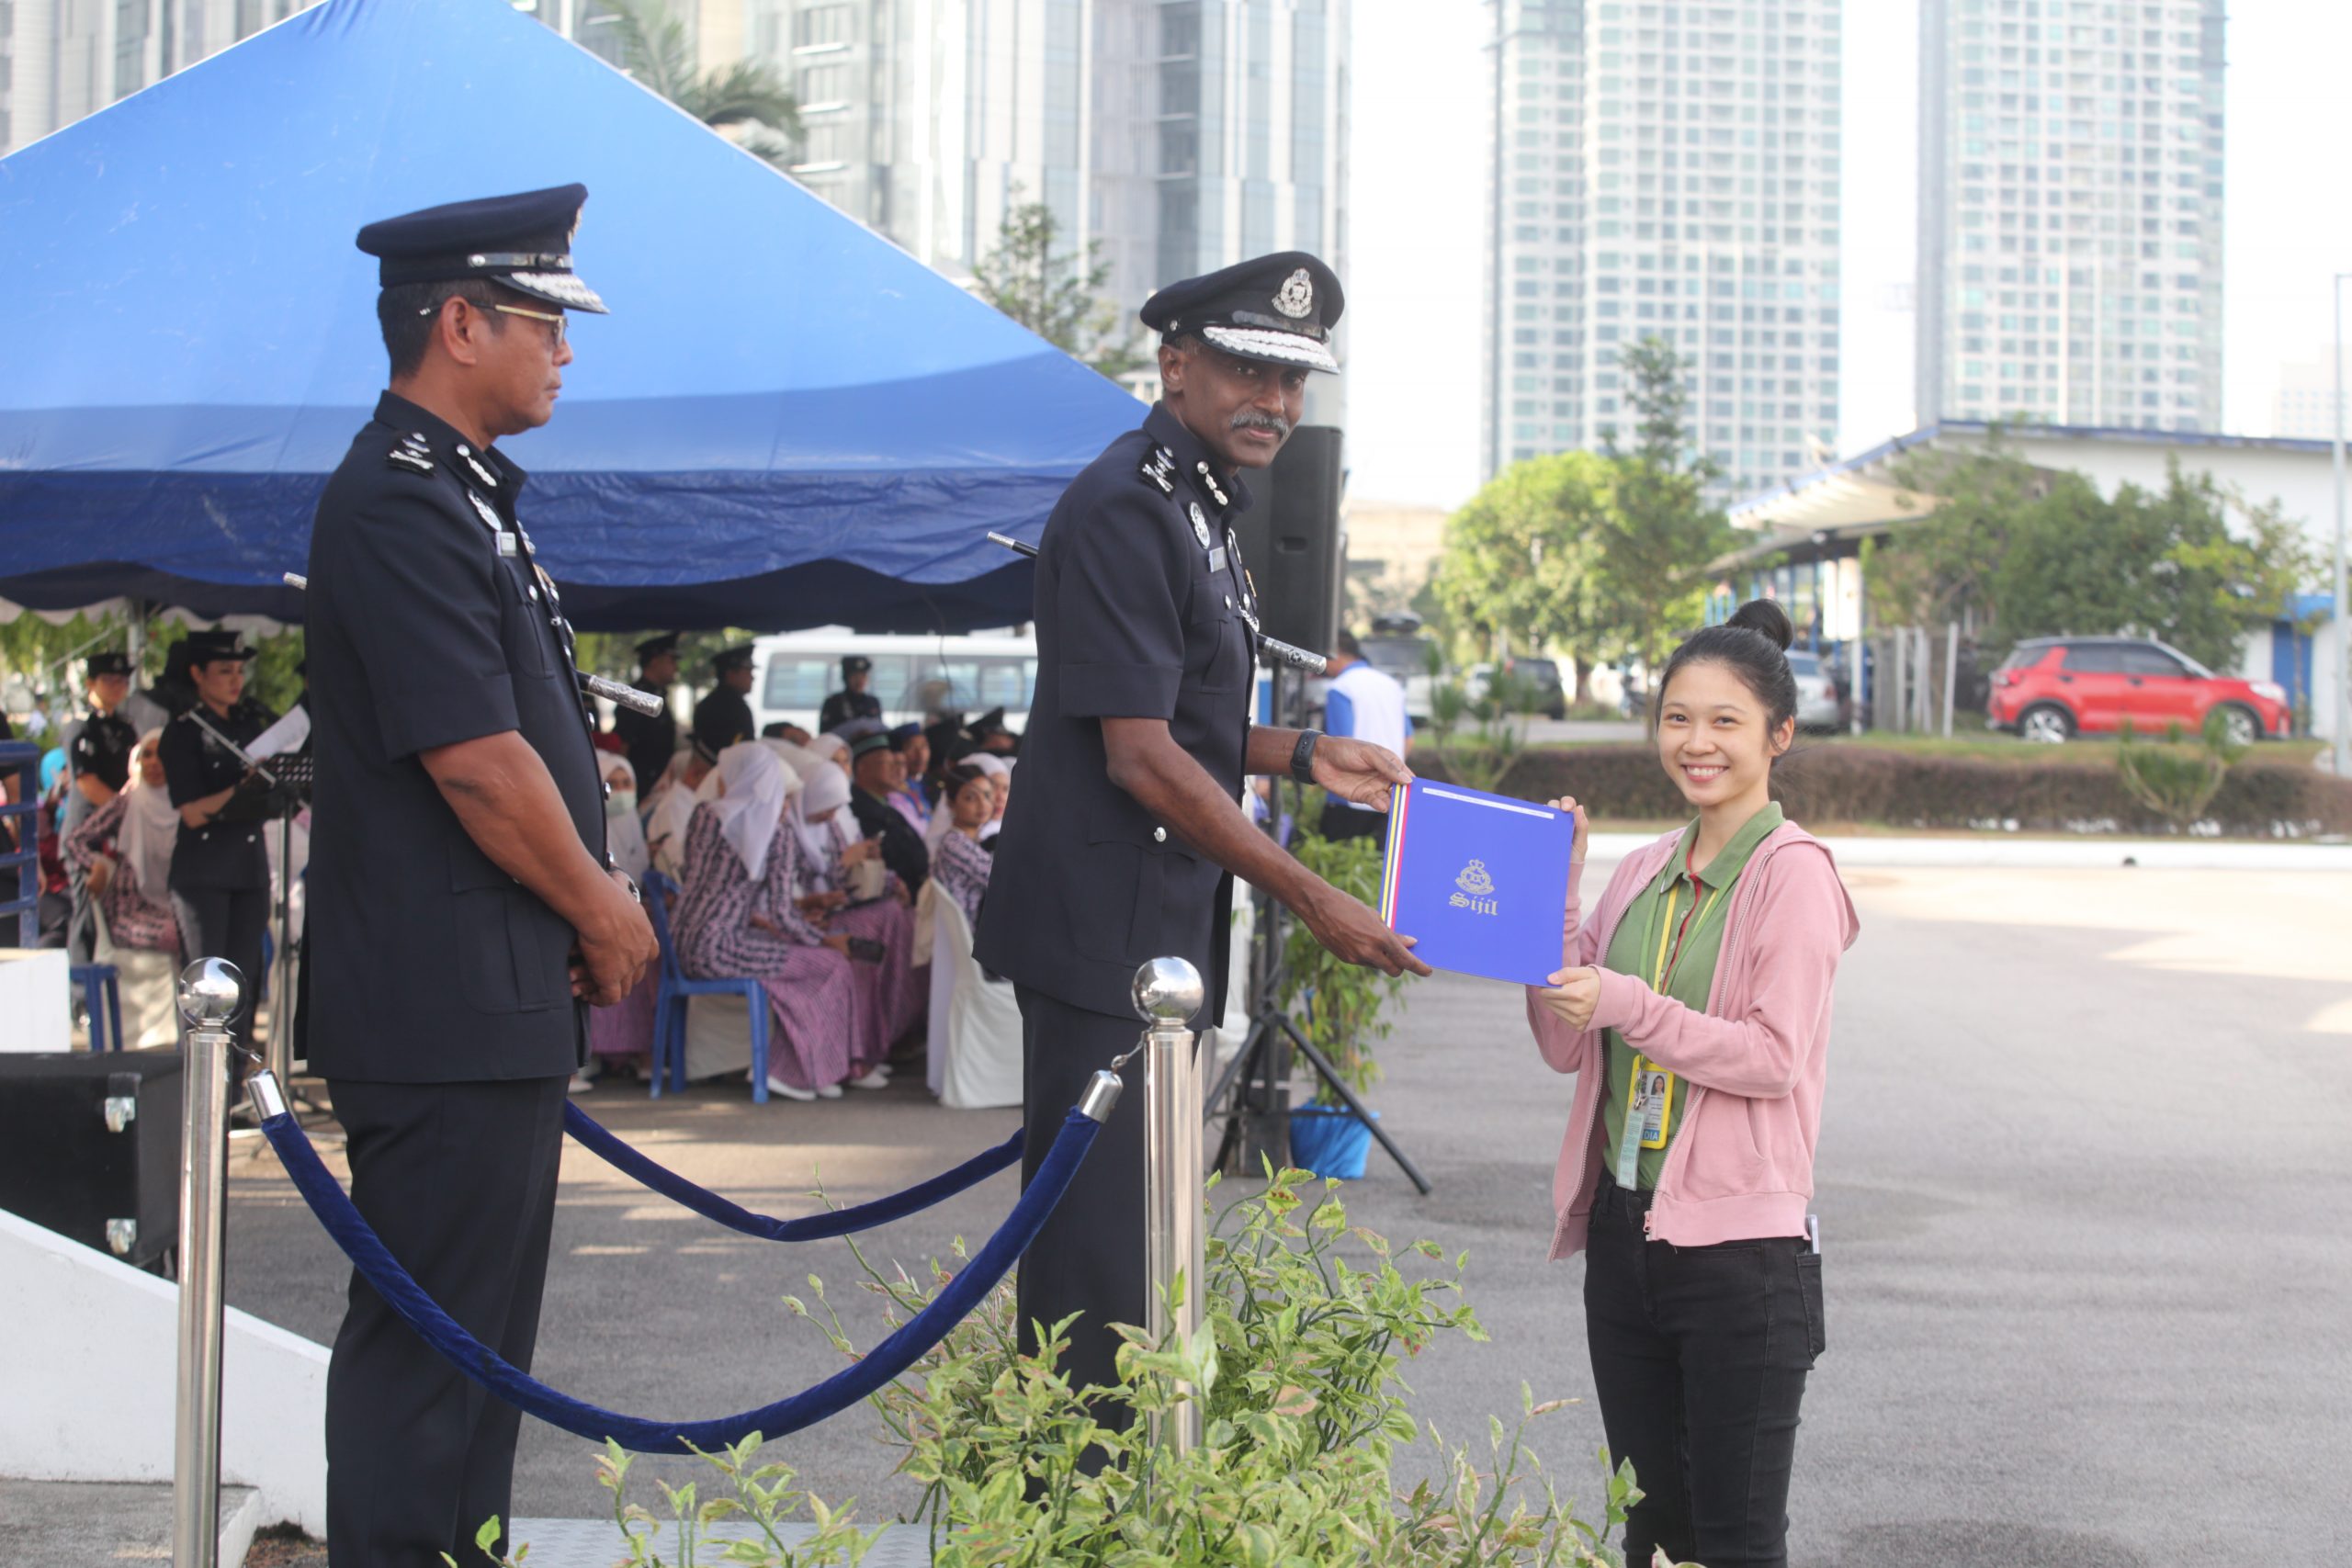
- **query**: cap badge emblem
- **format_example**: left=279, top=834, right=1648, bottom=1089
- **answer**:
left=1273, top=267, right=1315, bottom=320
left=1189, top=502, right=1213, bottom=547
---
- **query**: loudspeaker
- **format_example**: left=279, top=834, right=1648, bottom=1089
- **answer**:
left=1231, top=424, right=1345, bottom=657
left=0, top=1052, right=183, bottom=1269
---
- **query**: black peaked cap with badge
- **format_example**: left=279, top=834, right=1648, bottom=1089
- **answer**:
left=1139, top=250, right=1343, bottom=374
left=355, top=183, right=610, bottom=314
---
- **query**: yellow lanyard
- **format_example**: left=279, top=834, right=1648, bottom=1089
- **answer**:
left=1619, top=867, right=1727, bottom=1172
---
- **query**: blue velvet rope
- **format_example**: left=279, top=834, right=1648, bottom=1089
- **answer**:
left=561, top=1103, right=1022, bottom=1242
left=260, top=1107, right=1102, bottom=1454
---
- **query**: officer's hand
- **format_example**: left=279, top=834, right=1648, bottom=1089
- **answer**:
left=1300, top=885, right=1432, bottom=979
left=574, top=869, right=657, bottom=1007
left=1310, top=737, right=1414, bottom=810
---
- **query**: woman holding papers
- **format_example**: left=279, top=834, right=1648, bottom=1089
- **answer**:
left=1525, top=599, right=1860, bottom=1568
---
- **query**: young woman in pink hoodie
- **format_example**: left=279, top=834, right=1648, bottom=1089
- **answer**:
left=1528, top=598, right=1860, bottom=1568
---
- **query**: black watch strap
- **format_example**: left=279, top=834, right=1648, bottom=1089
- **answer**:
left=1289, top=728, right=1322, bottom=786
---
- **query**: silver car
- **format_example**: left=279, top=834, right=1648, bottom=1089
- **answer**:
left=1786, top=650, right=1840, bottom=731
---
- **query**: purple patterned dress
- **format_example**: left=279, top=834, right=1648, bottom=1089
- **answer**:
left=796, top=817, right=920, bottom=1067
left=671, top=804, right=857, bottom=1092
left=932, top=829, right=993, bottom=931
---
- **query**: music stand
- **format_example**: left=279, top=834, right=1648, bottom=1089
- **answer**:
left=1202, top=661, right=1431, bottom=1194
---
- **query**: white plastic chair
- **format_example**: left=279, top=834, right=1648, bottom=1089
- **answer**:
left=924, top=891, right=1023, bottom=1110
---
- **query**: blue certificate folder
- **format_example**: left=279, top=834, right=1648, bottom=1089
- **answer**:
left=1377, top=780, right=1576, bottom=986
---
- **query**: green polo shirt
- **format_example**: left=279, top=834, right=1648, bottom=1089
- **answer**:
left=1599, top=802, right=1784, bottom=1189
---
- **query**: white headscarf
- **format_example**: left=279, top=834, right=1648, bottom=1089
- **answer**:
left=601, top=755, right=650, bottom=882
left=706, top=742, right=797, bottom=882
left=118, top=728, right=178, bottom=902
left=792, top=756, right=853, bottom=865
left=763, top=738, right=829, bottom=783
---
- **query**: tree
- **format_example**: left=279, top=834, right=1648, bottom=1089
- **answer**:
left=603, top=0, right=801, bottom=164
left=970, top=189, right=1145, bottom=379
left=1430, top=450, right=1614, bottom=681
left=1595, top=338, right=1737, bottom=669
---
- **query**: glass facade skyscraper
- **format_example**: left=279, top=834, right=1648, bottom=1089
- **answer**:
left=1481, top=0, right=1844, bottom=498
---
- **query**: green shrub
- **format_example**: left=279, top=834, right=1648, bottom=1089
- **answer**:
left=1283, top=810, right=1409, bottom=1104
left=1427, top=746, right=2352, bottom=839
left=513, top=1170, right=1647, bottom=1567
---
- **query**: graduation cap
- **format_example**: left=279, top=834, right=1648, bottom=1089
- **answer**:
left=355, top=184, right=609, bottom=314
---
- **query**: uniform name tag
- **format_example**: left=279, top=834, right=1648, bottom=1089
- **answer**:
left=1207, top=546, right=1227, bottom=572
left=496, top=531, right=518, bottom=557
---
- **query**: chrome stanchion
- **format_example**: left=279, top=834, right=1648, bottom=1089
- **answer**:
left=174, top=958, right=244, bottom=1568
left=1132, top=956, right=1206, bottom=1456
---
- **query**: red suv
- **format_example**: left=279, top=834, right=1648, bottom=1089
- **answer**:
left=1986, top=637, right=2290, bottom=745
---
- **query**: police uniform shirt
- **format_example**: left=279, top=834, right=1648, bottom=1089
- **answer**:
left=612, top=685, right=676, bottom=794
left=972, top=402, right=1255, bottom=1021
left=61, top=707, right=138, bottom=829
left=303, top=391, right=606, bottom=1084
left=692, top=683, right=756, bottom=754
left=818, top=687, right=881, bottom=735
left=158, top=701, right=277, bottom=890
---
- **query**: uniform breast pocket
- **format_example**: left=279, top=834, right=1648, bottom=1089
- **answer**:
left=1182, top=572, right=1248, bottom=694
left=493, top=559, right=552, bottom=681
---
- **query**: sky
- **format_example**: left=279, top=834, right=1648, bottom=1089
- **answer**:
left=1343, top=0, right=2352, bottom=512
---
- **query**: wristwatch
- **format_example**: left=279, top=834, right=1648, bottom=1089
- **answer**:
left=1289, top=728, right=1323, bottom=787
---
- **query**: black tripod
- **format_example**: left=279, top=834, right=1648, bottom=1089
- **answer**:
left=1202, top=665, right=1431, bottom=1194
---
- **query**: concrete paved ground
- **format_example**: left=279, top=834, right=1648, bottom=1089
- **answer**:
left=220, top=863, right=2352, bottom=1564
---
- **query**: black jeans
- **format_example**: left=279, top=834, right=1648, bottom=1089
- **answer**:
left=1583, top=1175, right=1823, bottom=1568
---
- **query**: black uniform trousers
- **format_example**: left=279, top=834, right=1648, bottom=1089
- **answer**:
left=1015, top=986, right=1151, bottom=1424
left=171, top=885, right=268, bottom=1087
left=324, top=1075, right=568, bottom=1568
left=1583, top=1173, right=1822, bottom=1568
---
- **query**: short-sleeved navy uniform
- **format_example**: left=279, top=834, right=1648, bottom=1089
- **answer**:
left=972, top=400, right=1259, bottom=1411
left=305, top=392, right=607, bottom=1084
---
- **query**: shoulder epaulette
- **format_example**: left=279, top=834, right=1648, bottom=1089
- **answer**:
left=387, top=447, right=435, bottom=476
left=1137, top=445, right=1177, bottom=496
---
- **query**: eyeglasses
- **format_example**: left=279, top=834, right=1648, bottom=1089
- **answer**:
left=416, top=297, right=566, bottom=344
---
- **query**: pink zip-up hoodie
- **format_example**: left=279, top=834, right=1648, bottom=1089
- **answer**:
left=1524, top=820, right=1860, bottom=1259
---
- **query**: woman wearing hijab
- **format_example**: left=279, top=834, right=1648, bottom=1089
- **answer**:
left=790, top=761, right=917, bottom=1077
left=583, top=754, right=656, bottom=1085
left=62, top=728, right=180, bottom=953
left=929, top=764, right=997, bottom=931
left=671, top=744, right=862, bottom=1101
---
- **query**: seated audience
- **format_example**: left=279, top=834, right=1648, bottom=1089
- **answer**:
left=669, top=744, right=866, bottom=1101
left=762, top=721, right=813, bottom=746
left=60, top=728, right=180, bottom=953
left=847, top=732, right=931, bottom=894
left=792, top=762, right=919, bottom=1071
left=646, top=740, right=717, bottom=881
left=967, top=753, right=1012, bottom=844
left=929, top=764, right=997, bottom=930
left=885, top=724, right=932, bottom=834
left=585, top=754, right=654, bottom=1085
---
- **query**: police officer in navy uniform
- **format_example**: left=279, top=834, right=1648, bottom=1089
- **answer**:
left=304, top=184, right=658, bottom=1568
left=818, top=653, right=882, bottom=734
left=613, top=631, right=680, bottom=791
left=694, top=644, right=758, bottom=752
left=62, top=650, right=141, bottom=962
left=158, top=633, right=278, bottom=1079
left=973, top=252, right=1430, bottom=1421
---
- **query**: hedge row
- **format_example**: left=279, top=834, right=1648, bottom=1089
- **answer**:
left=1419, top=746, right=2352, bottom=839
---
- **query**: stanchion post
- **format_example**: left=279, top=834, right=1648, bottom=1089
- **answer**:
left=174, top=958, right=244, bottom=1568
left=1133, top=956, right=1206, bottom=1456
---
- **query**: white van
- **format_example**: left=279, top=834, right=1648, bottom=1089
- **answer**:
left=751, top=629, right=1039, bottom=738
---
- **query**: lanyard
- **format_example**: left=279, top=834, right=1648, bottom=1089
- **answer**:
left=1615, top=844, right=1726, bottom=1187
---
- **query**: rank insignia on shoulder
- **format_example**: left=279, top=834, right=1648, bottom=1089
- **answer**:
left=387, top=448, right=435, bottom=475
left=1139, top=445, right=1177, bottom=495
left=457, top=446, right=499, bottom=489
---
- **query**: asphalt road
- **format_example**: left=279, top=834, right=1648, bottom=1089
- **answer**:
left=221, top=863, right=2352, bottom=1564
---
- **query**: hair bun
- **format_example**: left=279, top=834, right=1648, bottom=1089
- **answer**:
left=1726, top=598, right=1794, bottom=652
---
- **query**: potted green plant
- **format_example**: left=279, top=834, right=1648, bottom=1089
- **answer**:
left=1281, top=814, right=1409, bottom=1179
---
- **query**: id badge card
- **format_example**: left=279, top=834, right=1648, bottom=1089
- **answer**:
left=1630, top=1058, right=1674, bottom=1149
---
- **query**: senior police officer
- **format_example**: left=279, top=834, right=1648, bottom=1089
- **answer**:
left=303, top=184, right=658, bottom=1568
left=974, top=252, right=1430, bottom=1418
left=61, top=650, right=141, bottom=962
left=819, top=653, right=882, bottom=734
left=613, top=631, right=680, bottom=792
left=694, top=643, right=758, bottom=752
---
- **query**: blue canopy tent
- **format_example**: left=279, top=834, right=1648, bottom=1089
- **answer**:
left=0, top=0, right=1140, bottom=630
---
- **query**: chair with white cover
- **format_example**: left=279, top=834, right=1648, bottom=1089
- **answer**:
left=922, top=887, right=1022, bottom=1110
left=91, top=901, right=178, bottom=1049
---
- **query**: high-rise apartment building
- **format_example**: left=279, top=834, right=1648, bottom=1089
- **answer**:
left=1915, top=0, right=2224, bottom=432
left=2270, top=353, right=2346, bottom=443
left=747, top=0, right=1349, bottom=341
left=1480, top=0, right=1844, bottom=498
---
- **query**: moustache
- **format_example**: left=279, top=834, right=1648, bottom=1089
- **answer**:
left=1230, top=410, right=1292, bottom=439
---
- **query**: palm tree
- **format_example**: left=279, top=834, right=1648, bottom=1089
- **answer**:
left=597, top=0, right=801, bottom=165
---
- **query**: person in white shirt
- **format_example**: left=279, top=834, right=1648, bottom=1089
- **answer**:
left=1317, top=631, right=1412, bottom=846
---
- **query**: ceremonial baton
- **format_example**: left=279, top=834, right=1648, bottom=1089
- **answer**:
left=281, top=571, right=667, bottom=717
left=984, top=533, right=1328, bottom=675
